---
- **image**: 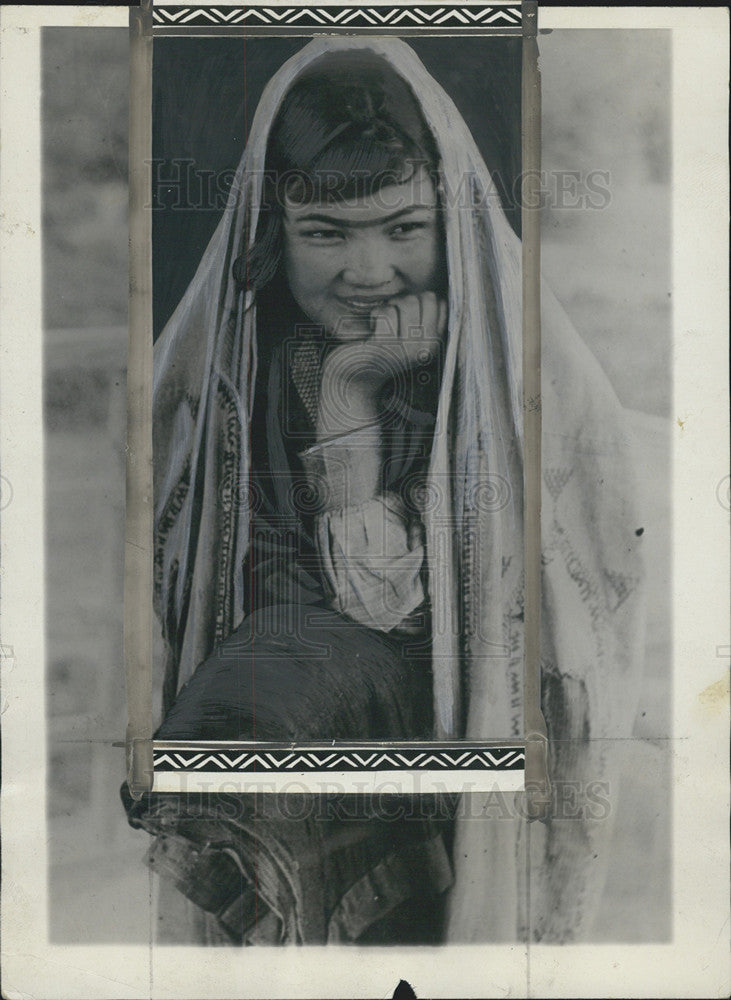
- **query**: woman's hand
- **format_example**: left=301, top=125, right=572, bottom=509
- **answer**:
left=317, top=292, right=447, bottom=435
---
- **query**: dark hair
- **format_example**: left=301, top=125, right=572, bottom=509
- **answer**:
left=234, top=53, right=440, bottom=292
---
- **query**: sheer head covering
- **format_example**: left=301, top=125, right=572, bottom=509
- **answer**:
left=153, top=38, right=645, bottom=941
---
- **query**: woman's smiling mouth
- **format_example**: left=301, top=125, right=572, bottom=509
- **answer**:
left=337, top=295, right=392, bottom=314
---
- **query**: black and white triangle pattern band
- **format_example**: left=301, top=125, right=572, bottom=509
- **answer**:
left=153, top=742, right=525, bottom=772
left=151, top=5, right=522, bottom=30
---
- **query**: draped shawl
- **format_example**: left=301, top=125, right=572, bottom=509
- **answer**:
left=153, top=37, right=645, bottom=942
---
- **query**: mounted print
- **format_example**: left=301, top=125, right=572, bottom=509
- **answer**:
left=2, top=1, right=728, bottom=997
left=118, top=0, right=647, bottom=949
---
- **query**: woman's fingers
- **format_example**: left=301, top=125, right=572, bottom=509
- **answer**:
left=369, top=292, right=448, bottom=369
left=416, top=292, right=442, bottom=365
left=370, top=304, right=409, bottom=377
left=373, top=292, right=445, bottom=339
left=419, top=291, right=438, bottom=342
left=401, top=294, right=424, bottom=340
left=371, top=303, right=399, bottom=341
left=437, top=298, right=448, bottom=338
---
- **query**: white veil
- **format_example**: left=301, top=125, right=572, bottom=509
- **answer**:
left=153, top=37, right=645, bottom=942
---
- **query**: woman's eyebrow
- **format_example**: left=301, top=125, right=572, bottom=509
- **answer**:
left=290, top=205, right=436, bottom=229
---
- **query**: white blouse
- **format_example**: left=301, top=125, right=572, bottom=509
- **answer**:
left=298, top=426, right=428, bottom=634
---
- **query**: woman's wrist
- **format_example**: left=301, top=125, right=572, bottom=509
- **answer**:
left=307, top=420, right=381, bottom=450
left=300, top=423, right=383, bottom=510
left=315, top=381, right=380, bottom=441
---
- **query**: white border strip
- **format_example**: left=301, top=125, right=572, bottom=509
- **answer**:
left=152, top=769, right=524, bottom=793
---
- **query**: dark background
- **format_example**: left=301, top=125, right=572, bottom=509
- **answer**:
left=151, top=37, right=521, bottom=338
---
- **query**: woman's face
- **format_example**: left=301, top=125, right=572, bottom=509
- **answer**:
left=282, top=167, right=445, bottom=341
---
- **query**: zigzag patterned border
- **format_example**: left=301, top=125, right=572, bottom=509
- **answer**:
left=153, top=742, right=525, bottom=772
left=151, top=5, right=522, bottom=30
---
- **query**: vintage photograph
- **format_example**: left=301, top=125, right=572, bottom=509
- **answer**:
left=1, top=0, right=727, bottom=993
left=39, top=19, right=674, bottom=952
left=131, top=32, right=528, bottom=945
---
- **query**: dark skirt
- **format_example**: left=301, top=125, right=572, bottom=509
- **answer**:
left=123, top=604, right=454, bottom=944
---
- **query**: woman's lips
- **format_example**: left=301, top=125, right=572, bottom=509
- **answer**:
left=336, top=295, right=392, bottom=315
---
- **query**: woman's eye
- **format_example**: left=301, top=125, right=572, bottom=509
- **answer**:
left=390, top=221, right=427, bottom=238
left=304, top=229, right=343, bottom=241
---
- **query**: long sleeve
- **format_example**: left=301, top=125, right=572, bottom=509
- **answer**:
left=318, top=492, right=427, bottom=632
left=298, top=429, right=428, bottom=633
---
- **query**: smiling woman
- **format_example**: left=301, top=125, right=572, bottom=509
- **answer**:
left=127, top=48, right=459, bottom=944
left=124, top=35, right=645, bottom=950
left=282, top=174, right=444, bottom=342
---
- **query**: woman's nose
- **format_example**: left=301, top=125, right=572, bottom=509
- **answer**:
left=341, top=236, right=395, bottom=287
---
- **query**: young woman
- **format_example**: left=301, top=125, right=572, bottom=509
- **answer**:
left=125, top=37, right=644, bottom=946
left=155, top=53, right=447, bottom=747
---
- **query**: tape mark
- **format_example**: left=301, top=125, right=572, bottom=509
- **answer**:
left=698, top=674, right=729, bottom=717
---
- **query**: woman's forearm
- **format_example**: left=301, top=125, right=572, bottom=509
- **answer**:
left=300, top=383, right=427, bottom=632
left=310, top=384, right=382, bottom=509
